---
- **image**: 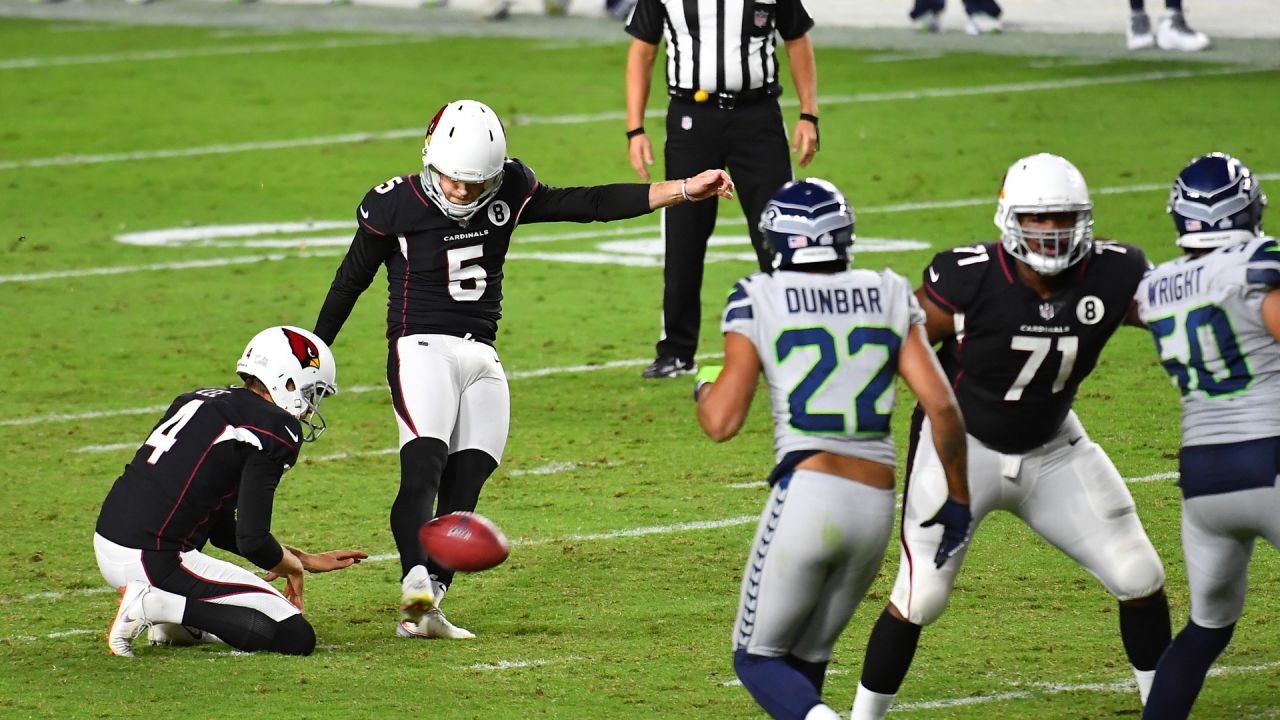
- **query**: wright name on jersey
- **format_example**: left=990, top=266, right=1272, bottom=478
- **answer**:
left=722, top=267, right=925, bottom=470
left=922, top=241, right=1150, bottom=454
left=1136, top=235, right=1280, bottom=448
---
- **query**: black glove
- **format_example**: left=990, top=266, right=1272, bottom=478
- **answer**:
left=921, top=498, right=971, bottom=569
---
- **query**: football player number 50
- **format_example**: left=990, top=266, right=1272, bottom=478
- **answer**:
left=777, top=326, right=900, bottom=434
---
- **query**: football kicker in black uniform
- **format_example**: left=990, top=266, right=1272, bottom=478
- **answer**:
left=95, top=326, right=365, bottom=658
left=851, top=154, right=1172, bottom=719
left=312, top=99, right=735, bottom=640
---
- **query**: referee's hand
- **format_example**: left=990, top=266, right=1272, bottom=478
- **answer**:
left=629, top=134, right=655, bottom=181
left=792, top=118, right=819, bottom=167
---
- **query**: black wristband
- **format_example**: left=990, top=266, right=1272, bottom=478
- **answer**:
left=799, top=113, right=818, bottom=126
left=626, top=126, right=646, bottom=139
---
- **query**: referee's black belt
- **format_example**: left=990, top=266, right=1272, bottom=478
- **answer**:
left=668, top=84, right=781, bottom=110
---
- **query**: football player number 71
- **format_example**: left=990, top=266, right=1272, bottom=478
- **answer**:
left=1005, top=335, right=1078, bottom=401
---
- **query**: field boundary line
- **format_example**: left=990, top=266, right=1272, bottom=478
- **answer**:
left=2, top=67, right=1270, bottom=172
left=5, top=173, right=1277, bottom=287
left=0, top=36, right=427, bottom=70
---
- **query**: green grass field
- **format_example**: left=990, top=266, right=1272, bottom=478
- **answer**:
left=1, top=12, right=1278, bottom=719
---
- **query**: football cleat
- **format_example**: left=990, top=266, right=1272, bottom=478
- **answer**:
left=1126, top=12, right=1155, bottom=50
left=1156, top=11, right=1210, bottom=52
left=148, top=623, right=220, bottom=647
left=965, top=12, right=1002, bottom=35
left=642, top=356, right=697, bottom=379
left=400, top=564, right=437, bottom=623
left=396, top=608, right=475, bottom=640
left=108, top=581, right=152, bottom=657
left=915, top=10, right=940, bottom=33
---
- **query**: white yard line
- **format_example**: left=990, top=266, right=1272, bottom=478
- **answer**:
left=8, top=172, right=1278, bottom=287
left=1, top=67, right=1269, bottom=172
left=0, top=36, right=424, bottom=70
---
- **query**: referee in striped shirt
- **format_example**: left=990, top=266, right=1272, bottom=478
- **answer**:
left=625, top=0, right=820, bottom=380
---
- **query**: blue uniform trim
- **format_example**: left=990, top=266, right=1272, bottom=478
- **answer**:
left=1246, top=238, right=1279, bottom=264
left=1178, top=436, right=1280, bottom=499
left=766, top=450, right=817, bottom=487
left=725, top=305, right=755, bottom=322
left=727, top=282, right=750, bottom=304
left=1245, top=266, right=1280, bottom=288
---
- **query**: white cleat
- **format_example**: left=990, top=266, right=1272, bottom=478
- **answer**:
left=400, top=565, right=437, bottom=623
left=915, top=10, right=940, bottom=33
left=1156, top=11, right=1209, bottom=52
left=108, top=581, right=151, bottom=657
left=395, top=608, right=475, bottom=640
left=1126, top=12, right=1155, bottom=50
left=965, top=12, right=1003, bottom=35
left=147, top=623, right=220, bottom=647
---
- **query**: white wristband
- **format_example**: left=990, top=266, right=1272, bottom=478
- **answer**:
left=680, top=178, right=693, bottom=202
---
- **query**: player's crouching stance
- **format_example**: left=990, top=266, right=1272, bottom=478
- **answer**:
left=694, top=179, right=970, bottom=720
left=1136, top=154, right=1280, bottom=720
left=851, top=154, right=1172, bottom=719
left=94, top=327, right=366, bottom=658
left=313, top=99, right=734, bottom=640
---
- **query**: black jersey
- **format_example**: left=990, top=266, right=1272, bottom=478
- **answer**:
left=314, top=159, right=652, bottom=347
left=922, top=241, right=1149, bottom=454
left=95, top=386, right=300, bottom=570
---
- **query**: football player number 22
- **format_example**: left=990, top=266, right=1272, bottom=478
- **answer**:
left=777, top=327, right=900, bottom=434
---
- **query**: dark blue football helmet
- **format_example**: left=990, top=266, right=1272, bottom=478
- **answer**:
left=759, top=178, right=855, bottom=271
left=1169, top=152, right=1267, bottom=250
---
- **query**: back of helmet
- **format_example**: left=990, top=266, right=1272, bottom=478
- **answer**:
left=1170, top=152, right=1267, bottom=250
left=760, top=178, right=855, bottom=272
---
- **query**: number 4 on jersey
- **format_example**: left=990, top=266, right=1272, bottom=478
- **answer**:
left=143, top=399, right=203, bottom=464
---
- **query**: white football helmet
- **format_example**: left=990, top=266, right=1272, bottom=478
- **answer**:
left=236, top=326, right=338, bottom=442
left=994, top=153, right=1094, bottom=276
left=420, top=100, right=507, bottom=221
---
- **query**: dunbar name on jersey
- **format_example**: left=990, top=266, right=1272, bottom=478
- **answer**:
left=314, top=159, right=651, bottom=346
left=922, top=240, right=1150, bottom=454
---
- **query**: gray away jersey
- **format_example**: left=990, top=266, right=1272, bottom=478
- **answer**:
left=1136, top=235, right=1280, bottom=446
left=722, top=268, right=925, bottom=466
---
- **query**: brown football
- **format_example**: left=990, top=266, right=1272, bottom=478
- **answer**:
left=418, top=512, right=511, bottom=572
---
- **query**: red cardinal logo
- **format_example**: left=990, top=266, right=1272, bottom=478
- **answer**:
left=282, top=328, right=321, bottom=370
left=425, top=104, right=448, bottom=146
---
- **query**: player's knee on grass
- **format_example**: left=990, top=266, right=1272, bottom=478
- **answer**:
left=270, top=614, right=316, bottom=656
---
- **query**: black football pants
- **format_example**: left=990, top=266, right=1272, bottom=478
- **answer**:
left=656, top=97, right=792, bottom=363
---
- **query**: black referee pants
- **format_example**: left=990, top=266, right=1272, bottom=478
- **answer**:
left=657, top=97, right=792, bottom=363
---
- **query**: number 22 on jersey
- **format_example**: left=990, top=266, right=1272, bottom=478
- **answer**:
left=777, top=326, right=900, bottom=435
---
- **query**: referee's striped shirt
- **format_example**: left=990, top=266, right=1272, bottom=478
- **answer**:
left=626, top=0, right=814, bottom=94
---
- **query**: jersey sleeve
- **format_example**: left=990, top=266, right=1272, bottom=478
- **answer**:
left=234, top=398, right=303, bottom=471
left=883, top=269, right=926, bottom=328
left=355, top=180, right=404, bottom=237
left=776, top=0, right=816, bottom=40
left=921, top=246, right=988, bottom=313
left=721, top=276, right=761, bottom=350
left=625, top=0, right=666, bottom=44
left=1245, top=236, right=1280, bottom=288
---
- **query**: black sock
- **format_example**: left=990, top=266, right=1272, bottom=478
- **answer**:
left=428, top=448, right=498, bottom=587
left=1141, top=621, right=1235, bottom=720
left=859, top=608, right=923, bottom=694
left=182, top=600, right=278, bottom=652
left=1165, top=0, right=1183, bottom=11
left=1120, top=590, right=1172, bottom=671
left=1130, top=0, right=1144, bottom=11
left=393, top=437, right=450, bottom=578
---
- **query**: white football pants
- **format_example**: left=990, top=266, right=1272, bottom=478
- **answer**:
left=890, top=411, right=1165, bottom=625
left=93, top=533, right=300, bottom=622
left=733, top=469, right=895, bottom=663
left=391, top=333, right=510, bottom=462
left=1182, top=481, right=1280, bottom=628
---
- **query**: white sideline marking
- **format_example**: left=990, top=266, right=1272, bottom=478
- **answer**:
left=465, top=658, right=559, bottom=671
left=41, top=354, right=726, bottom=433
left=0, top=37, right=423, bottom=70
left=4, top=173, right=1277, bottom=286
left=0, top=250, right=342, bottom=284
left=726, top=470, right=1180, bottom=490
left=1, top=67, right=1268, bottom=172
left=892, top=660, right=1280, bottom=711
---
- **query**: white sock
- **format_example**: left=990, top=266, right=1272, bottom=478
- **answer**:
left=850, top=682, right=896, bottom=720
left=140, top=586, right=187, bottom=625
left=804, top=704, right=841, bottom=720
left=1133, top=667, right=1156, bottom=705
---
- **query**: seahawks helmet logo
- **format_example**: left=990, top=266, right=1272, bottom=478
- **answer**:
left=282, top=328, right=321, bottom=370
